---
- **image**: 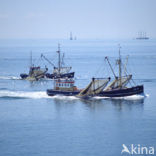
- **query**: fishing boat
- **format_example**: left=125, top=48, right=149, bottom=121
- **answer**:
left=47, top=46, right=144, bottom=98
left=47, top=77, right=111, bottom=97
left=41, top=44, right=75, bottom=79
left=20, top=52, right=48, bottom=81
left=78, top=45, right=144, bottom=98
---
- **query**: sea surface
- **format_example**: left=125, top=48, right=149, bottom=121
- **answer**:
left=0, top=39, right=156, bottom=156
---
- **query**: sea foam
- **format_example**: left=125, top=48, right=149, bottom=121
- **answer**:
left=0, top=90, right=78, bottom=100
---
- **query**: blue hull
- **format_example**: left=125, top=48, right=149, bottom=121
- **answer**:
left=47, top=85, right=144, bottom=97
left=47, top=89, right=80, bottom=96
left=46, top=72, right=75, bottom=79
left=99, top=85, right=144, bottom=97
left=20, top=73, right=28, bottom=79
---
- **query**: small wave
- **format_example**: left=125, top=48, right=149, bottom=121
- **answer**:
left=93, top=94, right=147, bottom=101
left=0, top=90, right=49, bottom=99
left=0, top=76, right=21, bottom=80
left=52, top=95, right=79, bottom=100
left=92, top=96, right=110, bottom=99
left=112, top=94, right=146, bottom=100
left=145, top=94, right=149, bottom=97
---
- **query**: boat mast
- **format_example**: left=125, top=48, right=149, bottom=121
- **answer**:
left=30, top=51, right=32, bottom=67
left=57, top=44, right=61, bottom=74
left=118, top=45, right=122, bottom=88
left=92, top=77, right=95, bottom=95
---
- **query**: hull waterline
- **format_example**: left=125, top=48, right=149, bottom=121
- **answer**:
left=99, top=85, right=144, bottom=97
left=46, top=72, right=75, bottom=79
left=47, top=85, right=144, bottom=98
left=47, top=89, right=80, bottom=96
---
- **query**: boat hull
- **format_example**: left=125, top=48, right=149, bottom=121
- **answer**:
left=20, top=73, right=46, bottom=80
left=47, top=85, right=144, bottom=97
left=20, top=67, right=48, bottom=80
left=20, top=73, right=28, bottom=79
left=98, top=85, right=144, bottom=97
left=46, top=72, right=75, bottom=79
left=47, top=89, right=80, bottom=96
left=136, top=37, right=149, bottom=40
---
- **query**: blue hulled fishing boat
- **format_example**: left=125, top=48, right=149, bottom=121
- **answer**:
left=47, top=46, right=144, bottom=98
left=20, top=52, right=48, bottom=81
left=41, top=44, right=75, bottom=79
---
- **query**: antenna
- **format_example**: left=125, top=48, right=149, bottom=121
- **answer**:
left=118, top=44, right=122, bottom=88
left=57, top=43, right=61, bottom=74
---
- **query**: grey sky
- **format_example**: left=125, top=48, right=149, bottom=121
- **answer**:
left=0, top=0, right=156, bottom=39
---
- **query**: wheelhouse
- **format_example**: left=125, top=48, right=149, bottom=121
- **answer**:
left=54, top=79, right=75, bottom=90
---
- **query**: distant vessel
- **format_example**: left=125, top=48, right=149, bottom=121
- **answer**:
left=136, top=31, right=149, bottom=40
left=70, top=32, right=77, bottom=40
left=20, top=52, right=48, bottom=81
left=41, top=44, right=75, bottom=79
left=70, top=32, right=73, bottom=40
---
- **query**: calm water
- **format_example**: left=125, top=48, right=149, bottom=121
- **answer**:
left=0, top=39, right=156, bottom=156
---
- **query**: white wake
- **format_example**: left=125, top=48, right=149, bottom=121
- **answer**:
left=93, top=94, right=148, bottom=100
left=0, top=90, right=148, bottom=101
left=0, top=76, right=21, bottom=80
left=0, top=90, right=79, bottom=100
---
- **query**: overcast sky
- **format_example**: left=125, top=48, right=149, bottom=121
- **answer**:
left=0, top=0, right=156, bottom=39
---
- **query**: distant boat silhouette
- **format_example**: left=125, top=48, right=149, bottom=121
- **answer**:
left=70, top=32, right=77, bottom=40
left=136, top=31, right=149, bottom=40
left=20, top=52, right=48, bottom=81
left=70, top=32, right=73, bottom=40
left=41, top=44, right=75, bottom=79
